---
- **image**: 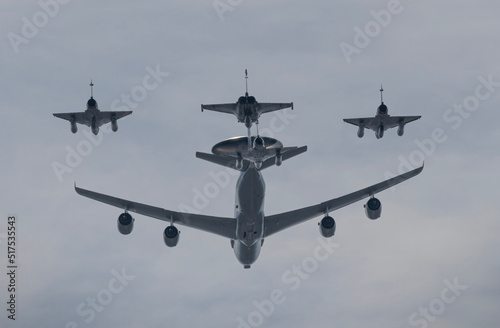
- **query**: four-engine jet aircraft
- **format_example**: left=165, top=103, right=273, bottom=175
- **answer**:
left=201, top=70, right=293, bottom=135
left=343, top=86, right=421, bottom=139
left=75, top=135, right=423, bottom=269
left=53, top=81, right=132, bottom=135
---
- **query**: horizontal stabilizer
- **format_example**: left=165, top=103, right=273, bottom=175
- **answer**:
left=196, top=152, right=250, bottom=171
left=196, top=145, right=307, bottom=171
left=259, top=146, right=308, bottom=170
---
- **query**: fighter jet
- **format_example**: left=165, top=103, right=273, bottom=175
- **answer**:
left=343, top=86, right=421, bottom=139
left=74, top=135, right=423, bottom=269
left=201, top=70, right=293, bottom=136
left=53, top=81, right=132, bottom=135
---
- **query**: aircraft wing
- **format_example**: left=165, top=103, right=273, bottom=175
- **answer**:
left=258, top=102, right=293, bottom=115
left=343, top=117, right=379, bottom=130
left=74, top=185, right=237, bottom=239
left=53, top=112, right=91, bottom=127
left=263, top=165, right=423, bottom=238
left=383, top=115, right=422, bottom=129
left=97, top=111, right=133, bottom=126
left=201, top=103, right=236, bottom=114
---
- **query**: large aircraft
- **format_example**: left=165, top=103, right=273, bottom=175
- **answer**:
left=343, top=86, right=421, bottom=139
left=53, top=81, right=132, bottom=135
left=75, top=135, right=423, bottom=269
left=201, top=70, right=293, bottom=135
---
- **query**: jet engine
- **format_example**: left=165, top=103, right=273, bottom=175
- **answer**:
left=318, top=215, right=336, bottom=238
left=236, top=155, right=244, bottom=171
left=397, top=123, right=405, bottom=136
left=357, top=124, right=364, bottom=138
left=111, top=119, right=118, bottom=132
left=71, top=121, right=77, bottom=134
left=364, top=197, right=381, bottom=220
left=163, top=225, right=180, bottom=247
left=275, top=151, right=282, bottom=166
left=117, top=212, right=134, bottom=235
left=376, top=125, right=384, bottom=139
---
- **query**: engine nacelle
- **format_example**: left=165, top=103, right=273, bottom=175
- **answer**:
left=236, top=156, right=244, bottom=170
left=71, top=121, right=77, bottom=134
left=364, top=197, right=382, bottom=220
left=376, top=125, right=384, bottom=139
left=397, top=123, right=404, bottom=136
left=111, top=119, right=118, bottom=132
left=357, top=124, right=364, bottom=138
left=318, top=215, right=336, bottom=238
left=117, top=212, right=134, bottom=235
left=163, top=225, right=180, bottom=247
left=275, top=152, right=282, bottom=166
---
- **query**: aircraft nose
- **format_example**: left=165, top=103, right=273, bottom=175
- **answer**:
left=87, top=98, right=97, bottom=108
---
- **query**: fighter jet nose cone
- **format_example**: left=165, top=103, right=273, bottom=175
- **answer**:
left=87, top=98, right=97, bottom=108
left=378, top=103, right=387, bottom=113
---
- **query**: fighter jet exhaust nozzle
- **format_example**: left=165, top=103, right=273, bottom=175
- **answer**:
left=163, top=225, right=180, bottom=247
left=364, top=197, right=381, bottom=220
left=319, top=216, right=336, bottom=238
left=111, top=119, right=118, bottom=132
left=275, top=152, right=282, bottom=166
left=357, top=125, right=364, bottom=138
left=117, top=212, right=134, bottom=235
left=70, top=121, right=77, bottom=134
left=397, top=123, right=404, bottom=136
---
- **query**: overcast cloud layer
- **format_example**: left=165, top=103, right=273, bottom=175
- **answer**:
left=1, top=1, right=499, bottom=327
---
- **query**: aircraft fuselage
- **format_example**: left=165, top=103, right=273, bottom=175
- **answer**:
left=233, top=166, right=265, bottom=268
left=235, top=103, right=260, bottom=127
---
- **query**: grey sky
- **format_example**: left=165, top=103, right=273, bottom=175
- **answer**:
left=1, top=0, right=499, bottom=327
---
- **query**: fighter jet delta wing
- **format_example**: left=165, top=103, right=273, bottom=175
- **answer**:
left=382, top=115, right=422, bottom=129
left=53, top=112, right=91, bottom=127
left=201, top=103, right=236, bottom=114
left=97, top=111, right=133, bottom=126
